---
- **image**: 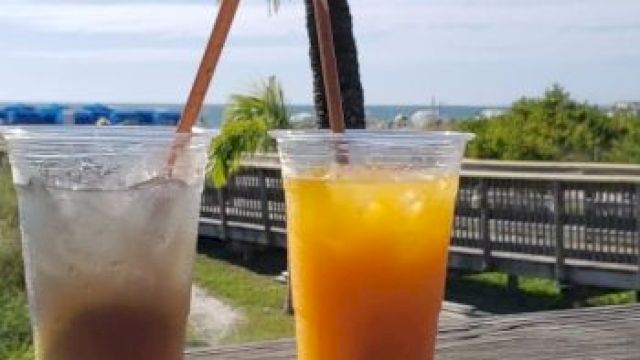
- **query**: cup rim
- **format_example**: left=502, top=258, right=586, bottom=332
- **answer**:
left=270, top=129, right=475, bottom=142
left=0, top=125, right=218, bottom=141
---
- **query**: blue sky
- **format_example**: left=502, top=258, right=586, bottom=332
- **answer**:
left=0, top=0, right=639, bottom=105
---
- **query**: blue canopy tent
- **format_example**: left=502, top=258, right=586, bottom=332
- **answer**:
left=73, top=110, right=98, bottom=125
left=0, top=104, right=66, bottom=125
left=39, top=104, right=66, bottom=124
left=72, top=104, right=113, bottom=125
left=153, top=110, right=181, bottom=126
left=3, top=104, right=35, bottom=112
left=6, top=109, right=46, bottom=124
left=3, top=104, right=53, bottom=125
left=82, top=104, right=113, bottom=119
left=109, top=110, right=155, bottom=125
left=2, top=103, right=182, bottom=126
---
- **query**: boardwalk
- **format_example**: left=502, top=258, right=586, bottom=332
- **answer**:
left=186, top=304, right=640, bottom=359
left=199, top=158, right=640, bottom=290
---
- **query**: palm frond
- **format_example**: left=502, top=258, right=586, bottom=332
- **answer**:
left=208, top=76, right=290, bottom=187
left=262, top=76, right=289, bottom=129
left=223, top=76, right=289, bottom=129
left=208, top=118, right=269, bottom=187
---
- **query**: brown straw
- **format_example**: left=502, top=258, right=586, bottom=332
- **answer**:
left=312, top=0, right=346, bottom=133
left=168, top=0, right=240, bottom=174
left=177, top=0, right=241, bottom=133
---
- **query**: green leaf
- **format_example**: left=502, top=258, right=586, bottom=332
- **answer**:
left=207, top=76, right=290, bottom=187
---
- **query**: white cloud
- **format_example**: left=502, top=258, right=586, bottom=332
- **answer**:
left=345, top=0, right=640, bottom=64
left=9, top=48, right=200, bottom=62
left=347, top=0, right=640, bottom=35
left=4, top=0, right=637, bottom=39
left=1, top=1, right=638, bottom=46
left=0, top=3, right=304, bottom=39
left=1, top=0, right=639, bottom=104
left=9, top=45, right=304, bottom=64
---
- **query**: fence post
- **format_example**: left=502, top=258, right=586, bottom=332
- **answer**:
left=217, top=187, right=228, bottom=241
left=283, top=269, right=294, bottom=315
left=553, top=181, right=566, bottom=283
left=635, top=184, right=640, bottom=294
left=479, top=179, right=491, bottom=270
left=258, top=168, right=273, bottom=246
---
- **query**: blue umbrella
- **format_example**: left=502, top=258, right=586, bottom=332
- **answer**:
left=6, top=107, right=49, bottom=125
left=109, top=110, right=154, bottom=125
left=82, top=103, right=113, bottom=119
left=73, top=110, right=98, bottom=125
left=39, top=104, right=66, bottom=124
left=153, top=110, right=181, bottom=126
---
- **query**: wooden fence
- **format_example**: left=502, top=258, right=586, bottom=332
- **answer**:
left=199, top=159, right=640, bottom=290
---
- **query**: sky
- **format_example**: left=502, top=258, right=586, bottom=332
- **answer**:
left=0, top=0, right=639, bottom=106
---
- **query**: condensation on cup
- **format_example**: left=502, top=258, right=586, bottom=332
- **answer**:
left=1, top=126, right=217, bottom=360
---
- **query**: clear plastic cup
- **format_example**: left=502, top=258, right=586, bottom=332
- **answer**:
left=1, top=126, right=216, bottom=360
left=272, top=130, right=473, bottom=360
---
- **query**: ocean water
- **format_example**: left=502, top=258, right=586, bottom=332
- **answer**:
left=132, top=104, right=488, bottom=128
left=1, top=103, right=490, bottom=128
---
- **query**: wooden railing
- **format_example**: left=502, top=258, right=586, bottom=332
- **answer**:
left=199, top=157, right=640, bottom=290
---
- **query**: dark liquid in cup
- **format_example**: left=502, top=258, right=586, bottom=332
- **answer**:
left=41, top=302, right=187, bottom=360
left=16, top=180, right=200, bottom=360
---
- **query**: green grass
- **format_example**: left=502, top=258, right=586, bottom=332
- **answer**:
left=446, top=272, right=636, bottom=313
left=193, top=254, right=295, bottom=344
left=186, top=324, right=210, bottom=348
left=0, top=158, right=34, bottom=360
left=192, top=252, right=636, bottom=346
left=0, top=289, right=33, bottom=360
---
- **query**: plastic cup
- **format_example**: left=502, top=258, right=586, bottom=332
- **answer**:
left=1, top=126, right=216, bottom=360
left=272, top=130, right=473, bottom=360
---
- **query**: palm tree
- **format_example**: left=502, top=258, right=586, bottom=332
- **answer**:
left=266, top=0, right=365, bottom=129
left=208, top=0, right=367, bottom=181
left=303, top=0, right=365, bottom=129
left=208, top=76, right=289, bottom=187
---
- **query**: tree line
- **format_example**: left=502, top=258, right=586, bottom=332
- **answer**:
left=455, top=85, right=640, bottom=164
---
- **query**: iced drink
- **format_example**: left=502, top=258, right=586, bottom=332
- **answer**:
left=1, top=127, right=216, bottom=360
left=273, top=131, right=472, bottom=360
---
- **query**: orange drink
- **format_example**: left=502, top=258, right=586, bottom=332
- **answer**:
left=285, top=171, right=458, bottom=360
left=273, top=131, right=472, bottom=360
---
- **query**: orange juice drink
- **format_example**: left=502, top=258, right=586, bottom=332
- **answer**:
left=273, top=131, right=473, bottom=360
left=285, top=170, right=458, bottom=360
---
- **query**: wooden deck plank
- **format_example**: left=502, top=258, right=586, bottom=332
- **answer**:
left=185, top=304, right=640, bottom=360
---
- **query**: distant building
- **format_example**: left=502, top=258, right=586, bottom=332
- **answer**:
left=610, top=101, right=640, bottom=116
left=390, top=113, right=409, bottom=129
left=289, top=112, right=316, bottom=129
left=478, top=108, right=506, bottom=119
left=409, top=109, right=440, bottom=129
left=366, top=118, right=388, bottom=130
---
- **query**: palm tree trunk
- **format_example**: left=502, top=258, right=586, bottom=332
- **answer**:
left=304, top=0, right=365, bottom=129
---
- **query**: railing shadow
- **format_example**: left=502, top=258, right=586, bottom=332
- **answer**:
left=445, top=272, right=636, bottom=314
left=197, top=238, right=287, bottom=277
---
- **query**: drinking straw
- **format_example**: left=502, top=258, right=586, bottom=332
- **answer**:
left=168, top=0, right=240, bottom=174
left=177, top=0, right=241, bottom=133
left=312, top=0, right=346, bottom=133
